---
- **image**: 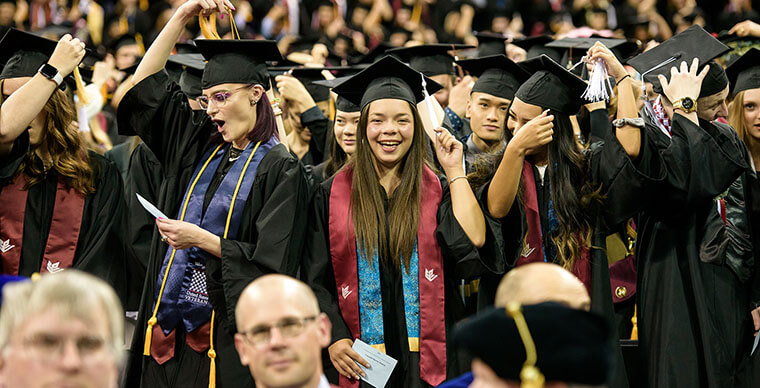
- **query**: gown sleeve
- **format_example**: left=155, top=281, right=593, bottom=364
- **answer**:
left=436, top=177, right=507, bottom=280
left=300, top=179, right=353, bottom=343
left=587, top=109, right=666, bottom=228
left=73, top=153, right=130, bottom=307
left=210, top=147, right=310, bottom=330
left=300, top=106, right=329, bottom=165
left=659, top=116, right=750, bottom=204
left=116, top=70, right=212, bottom=169
left=0, top=131, right=29, bottom=182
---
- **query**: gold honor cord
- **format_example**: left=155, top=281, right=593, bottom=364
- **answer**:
left=505, top=303, right=546, bottom=388
left=73, top=67, right=90, bottom=106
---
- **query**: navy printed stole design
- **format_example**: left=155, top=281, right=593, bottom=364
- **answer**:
left=153, top=137, right=277, bottom=335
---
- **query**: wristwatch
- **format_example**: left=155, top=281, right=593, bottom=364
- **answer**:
left=37, top=64, right=63, bottom=87
left=672, top=97, right=697, bottom=114
left=612, top=117, right=645, bottom=128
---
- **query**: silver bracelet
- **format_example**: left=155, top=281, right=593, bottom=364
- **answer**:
left=449, top=175, right=468, bottom=184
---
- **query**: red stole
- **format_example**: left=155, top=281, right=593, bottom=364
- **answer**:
left=517, top=161, right=546, bottom=266
left=328, top=165, right=446, bottom=387
left=0, top=174, right=85, bottom=275
left=518, top=161, right=592, bottom=292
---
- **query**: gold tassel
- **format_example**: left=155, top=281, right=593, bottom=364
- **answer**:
left=73, top=67, right=90, bottom=105
left=86, top=2, right=103, bottom=46
left=630, top=304, right=638, bottom=340
left=199, top=13, right=221, bottom=39
left=143, top=317, right=156, bottom=356
left=135, top=33, right=146, bottom=55
left=411, top=0, right=422, bottom=26
left=139, top=0, right=148, bottom=11
left=208, top=310, right=217, bottom=388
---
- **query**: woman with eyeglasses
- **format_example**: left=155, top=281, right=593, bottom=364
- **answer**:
left=116, top=0, right=309, bottom=387
left=301, top=56, right=499, bottom=388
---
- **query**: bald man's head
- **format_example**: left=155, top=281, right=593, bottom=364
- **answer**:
left=235, top=275, right=320, bottom=328
left=234, top=275, right=331, bottom=388
left=495, top=263, right=591, bottom=311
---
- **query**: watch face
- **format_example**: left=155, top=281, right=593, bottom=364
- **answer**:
left=682, top=98, right=694, bottom=110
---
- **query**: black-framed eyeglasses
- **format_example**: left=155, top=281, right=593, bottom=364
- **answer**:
left=239, top=315, right=318, bottom=346
left=197, top=84, right=253, bottom=110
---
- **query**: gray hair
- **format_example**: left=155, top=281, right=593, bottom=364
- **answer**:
left=0, top=270, right=124, bottom=364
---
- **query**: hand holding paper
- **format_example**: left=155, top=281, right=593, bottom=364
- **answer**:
left=351, top=339, right=398, bottom=388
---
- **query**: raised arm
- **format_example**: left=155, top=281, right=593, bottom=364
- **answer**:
left=486, top=111, right=554, bottom=219
left=587, top=42, right=640, bottom=158
left=434, top=129, right=485, bottom=247
left=123, top=0, right=235, bottom=92
left=0, top=35, right=84, bottom=154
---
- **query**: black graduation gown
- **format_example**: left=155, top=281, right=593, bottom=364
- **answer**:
left=118, top=70, right=310, bottom=388
left=635, top=114, right=751, bottom=388
left=0, top=131, right=129, bottom=304
left=302, top=174, right=504, bottom=387
left=480, top=109, right=666, bottom=388
left=298, top=105, right=329, bottom=166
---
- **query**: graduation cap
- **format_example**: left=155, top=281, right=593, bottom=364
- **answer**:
left=627, top=25, right=729, bottom=98
left=456, top=54, right=530, bottom=100
left=332, top=55, right=443, bottom=109
left=32, top=24, right=73, bottom=40
left=386, top=43, right=475, bottom=77
left=515, top=55, right=587, bottom=114
left=546, top=37, right=639, bottom=70
left=453, top=303, right=610, bottom=384
left=725, top=48, right=760, bottom=98
left=174, top=42, right=199, bottom=54
left=194, top=39, right=282, bottom=90
left=0, top=28, right=65, bottom=81
left=313, top=76, right=360, bottom=112
left=288, top=67, right=333, bottom=102
left=167, top=53, right=205, bottom=99
left=350, top=42, right=397, bottom=65
left=110, top=34, right=141, bottom=53
left=475, top=31, right=508, bottom=57
left=512, top=35, right=561, bottom=62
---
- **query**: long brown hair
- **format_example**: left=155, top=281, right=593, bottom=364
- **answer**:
left=1, top=81, right=96, bottom=195
left=349, top=101, right=428, bottom=271
left=729, top=90, right=759, bottom=160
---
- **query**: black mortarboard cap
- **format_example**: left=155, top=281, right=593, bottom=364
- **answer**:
left=453, top=303, right=610, bottom=384
left=33, top=24, right=73, bottom=40
left=194, top=39, right=282, bottom=90
left=167, top=53, right=205, bottom=98
left=627, top=25, right=729, bottom=97
left=332, top=55, right=442, bottom=109
left=475, top=31, right=508, bottom=57
left=546, top=37, right=639, bottom=65
left=386, top=43, right=474, bottom=76
left=313, top=76, right=360, bottom=112
left=174, top=42, right=199, bottom=54
left=726, top=48, right=760, bottom=97
left=717, top=32, right=760, bottom=64
left=288, top=67, right=332, bottom=102
left=0, top=28, right=63, bottom=81
left=512, top=35, right=561, bottom=62
left=515, top=55, right=587, bottom=114
left=456, top=55, right=530, bottom=100
left=350, top=42, right=396, bottom=65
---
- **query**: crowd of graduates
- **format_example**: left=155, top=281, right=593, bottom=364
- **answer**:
left=2, top=0, right=760, bottom=387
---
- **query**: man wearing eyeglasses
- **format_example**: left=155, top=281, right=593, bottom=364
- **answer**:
left=234, top=274, right=336, bottom=388
left=0, top=270, right=124, bottom=388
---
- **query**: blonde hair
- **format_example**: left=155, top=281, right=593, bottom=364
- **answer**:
left=0, top=271, right=124, bottom=364
left=728, top=90, right=757, bottom=157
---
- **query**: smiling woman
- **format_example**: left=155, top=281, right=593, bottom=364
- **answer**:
left=301, top=56, right=505, bottom=388
left=114, top=1, right=309, bottom=386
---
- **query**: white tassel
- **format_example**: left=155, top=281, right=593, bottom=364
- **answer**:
left=582, top=59, right=615, bottom=103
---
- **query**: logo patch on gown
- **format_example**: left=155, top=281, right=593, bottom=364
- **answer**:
left=0, top=239, right=14, bottom=253
left=341, top=285, right=352, bottom=299
left=425, top=268, right=438, bottom=282
left=46, top=261, right=64, bottom=273
left=521, top=243, right=535, bottom=258
left=184, top=267, right=209, bottom=305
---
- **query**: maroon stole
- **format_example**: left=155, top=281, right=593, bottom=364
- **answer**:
left=0, top=174, right=85, bottom=275
left=328, top=166, right=447, bottom=387
left=518, top=161, right=592, bottom=291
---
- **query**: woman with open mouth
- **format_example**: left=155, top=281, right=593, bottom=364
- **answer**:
left=301, top=55, right=502, bottom=388
left=116, top=0, right=309, bottom=386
